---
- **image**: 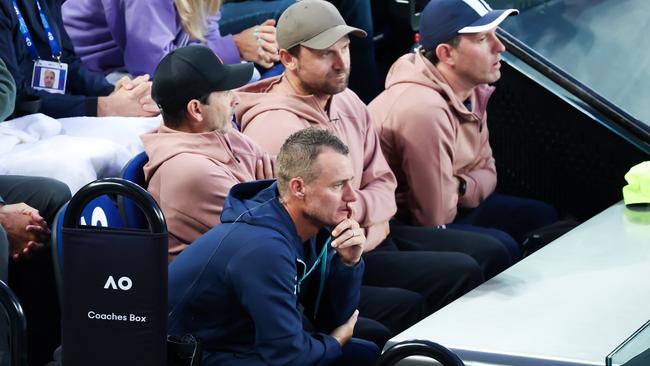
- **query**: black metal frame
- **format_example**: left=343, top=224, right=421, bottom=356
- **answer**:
left=0, top=280, right=28, bottom=366
left=63, top=178, right=166, bottom=233
left=377, top=340, right=465, bottom=366
left=53, top=178, right=167, bottom=308
left=497, top=28, right=650, bottom=153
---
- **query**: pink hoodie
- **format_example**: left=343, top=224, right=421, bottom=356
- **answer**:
left=368, top=52, right=497, bottom=227
left=141, top=124, right=265, bottom=261
left=235, top=76, right=397, bottom=251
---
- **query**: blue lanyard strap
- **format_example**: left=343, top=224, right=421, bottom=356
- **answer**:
left=313, top=237, right=330, bottom=318
left=12, top=0, right=62, bottom=61
left=297, top=236, right=331, bottom=318
left=12, top=0, right=38, bottom=60
left=35, top=0, right=61, bottom=59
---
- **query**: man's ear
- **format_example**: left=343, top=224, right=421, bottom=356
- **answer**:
left=288, top=177, right=306, bottom=199
left=436, top=43, right=456, bottom=66
left=186, top=99, right=203, bottom=122
left=280, top=48, right=298, bottom=71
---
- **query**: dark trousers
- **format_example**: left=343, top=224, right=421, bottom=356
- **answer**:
left=306, top=285, right=422, bottom=349
left=390, top=222, right=512, bottom=280
left=359, top=285, right=424, bottom=335
left=1, top=175, right=71, bottom=365
left=303, top=311, right=391, bottom=351
left=450, top=193, right=559, bottom=261
left=306, top=286, right=422, bottom=350
left=0, top=175, right=70, bottom=223
left=362, top=223, right=491, bottom=317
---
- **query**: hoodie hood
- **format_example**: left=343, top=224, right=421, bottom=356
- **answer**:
left=141, top=124, right=238, bottom=182
left=222, top=180, right=342, bottom=312
left=235, top=76, right=331, bottom=131
left=384, top=52, right=494, bottom=123
left=385, top=52, right=447, bottom=92
left=221, top=179, right=300, bottom=243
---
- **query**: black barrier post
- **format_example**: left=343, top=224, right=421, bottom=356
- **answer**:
left=61, top=178, right=168, bottom=366
left=376, top=340, right=465, bottom=366
left=63, top=178, right=166, bottom=232
left=0, top=280, right=28, bottom=366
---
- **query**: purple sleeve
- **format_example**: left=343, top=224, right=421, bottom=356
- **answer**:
left=204, top=11, right=242, bottom=64
left=120, top=0, right=187, bottom=76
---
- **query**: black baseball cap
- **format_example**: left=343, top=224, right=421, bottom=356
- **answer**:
left=152, top=46, right=254, bottom=112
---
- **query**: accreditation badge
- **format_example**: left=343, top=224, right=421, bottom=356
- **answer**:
left=32, top=59, right=68, bottom=94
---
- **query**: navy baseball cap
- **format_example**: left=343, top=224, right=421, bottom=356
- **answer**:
left=420, top=0, right=518, bottom=52
left=152, top=46, right=253, bottom=112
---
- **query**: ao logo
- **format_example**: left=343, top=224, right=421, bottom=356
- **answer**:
left=104, top=276, right=133, bottom=290
left=80, top=207, right=108, bottom=227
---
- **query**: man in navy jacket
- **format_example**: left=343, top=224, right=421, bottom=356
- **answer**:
left=168, top=128, right=366, bottom=365
left=0, top=0, right=158, bottom=118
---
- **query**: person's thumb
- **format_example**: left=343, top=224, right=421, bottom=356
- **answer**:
left=348, top=309, right=359, bottom=326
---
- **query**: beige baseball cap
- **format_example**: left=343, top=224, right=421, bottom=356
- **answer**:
left=277, top=0, right=367, bottom=50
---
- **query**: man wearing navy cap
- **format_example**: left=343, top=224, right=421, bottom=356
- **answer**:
left=369, top=0, right=558, bottom=262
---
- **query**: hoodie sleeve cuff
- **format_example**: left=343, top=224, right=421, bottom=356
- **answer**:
left=363, top=222, right=389, bottom=252
left=85, top=97, right=99, bottom=117
left=319, top=333, right=343, bottom=361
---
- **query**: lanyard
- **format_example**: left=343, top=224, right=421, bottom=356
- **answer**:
left=297, top=236, right=330, bottom=318
left=12, top=0, right=62, bottom=61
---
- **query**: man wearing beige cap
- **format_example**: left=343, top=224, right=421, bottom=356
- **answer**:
left=236, top=0, right=510, bottom=332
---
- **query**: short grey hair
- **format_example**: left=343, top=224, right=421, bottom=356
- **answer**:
left=276, top=128, right=349, bottom=194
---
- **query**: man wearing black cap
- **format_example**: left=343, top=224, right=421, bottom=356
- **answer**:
left=141, top=45, right=274, bottom=262
left=369, top=0, right=558, bottom=261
